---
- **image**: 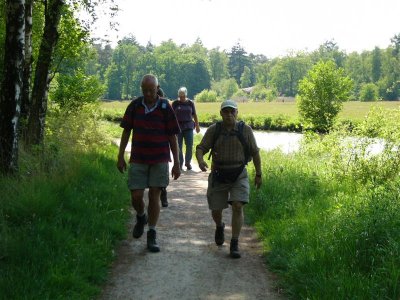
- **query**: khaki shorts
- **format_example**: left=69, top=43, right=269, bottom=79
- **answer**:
left=207, top=168, right=250, bottom=210
left=128, top=162, right=169, bottom=190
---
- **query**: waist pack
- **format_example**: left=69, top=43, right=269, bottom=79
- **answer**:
left=212, top=165, right=245, bottom=184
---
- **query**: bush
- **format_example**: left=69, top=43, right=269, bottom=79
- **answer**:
left=211, top=78, right=239, bottom=99
left=231, top=89, right=248, bottom=102
left=194, top=89, right=219, bottom=102
left=50, top=69, right=105, bottom=112
left=297, top=60, right=353, bottom=132
left=359, top=83, right=379, bottom=101
left=250, top=84, right=277, bottom=102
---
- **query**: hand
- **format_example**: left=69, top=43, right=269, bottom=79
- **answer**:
left=171, top=164, right=181, bottom=180
left=254, top=175, right=262, bottom=189
left=117, top=156, right=127, bottom=173
left=198, top=160, right=208, bottom=172
left=195, top=126, right=200, bottom=134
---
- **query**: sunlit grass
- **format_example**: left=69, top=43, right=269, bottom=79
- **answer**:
left=101, top=100, right=400, bottom=121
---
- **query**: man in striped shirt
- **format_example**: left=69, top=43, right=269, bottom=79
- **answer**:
left=117, top=74, right=181, bottom=252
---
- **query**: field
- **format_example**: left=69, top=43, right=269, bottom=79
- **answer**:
left=101, top=100, right=400, bottom=122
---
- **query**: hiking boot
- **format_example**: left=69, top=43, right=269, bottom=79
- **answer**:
left=215, top=223, right=225, bottom=246
left=185, top=163, right=192, bottom=170
left=132, top=214, right=148, bottom=238
left=230, top=239, right=241, bottom=259
left=147, top=229, right=160, bottom=252
left=160, top=188, right=168, bottom=207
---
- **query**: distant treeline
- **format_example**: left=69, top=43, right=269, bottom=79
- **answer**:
left=93, top=35, right=400, bottom=102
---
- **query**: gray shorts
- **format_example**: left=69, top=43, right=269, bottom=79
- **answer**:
left=128, top=162, right=169, bottom=190
left=207, top=168, right=250, bottom=210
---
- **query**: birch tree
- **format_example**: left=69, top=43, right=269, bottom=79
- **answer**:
left=0, top=0, right=25, bottom=174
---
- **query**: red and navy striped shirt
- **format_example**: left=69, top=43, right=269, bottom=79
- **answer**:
left=120, top=97, right=181, bottom=164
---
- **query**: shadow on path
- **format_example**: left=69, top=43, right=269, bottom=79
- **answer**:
left=101, top=162, right=283, bottom=300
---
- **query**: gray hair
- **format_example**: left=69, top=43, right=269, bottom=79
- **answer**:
left=141, top=74, right=158, bottom=86
left=178, top=87, right=187, bottom=96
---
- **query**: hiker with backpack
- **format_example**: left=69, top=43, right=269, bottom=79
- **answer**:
left=117, top=74, right=181, bottom=252
left=195, top=99, right=262, bottom=258
left=172, top=87, right=200, bottom=171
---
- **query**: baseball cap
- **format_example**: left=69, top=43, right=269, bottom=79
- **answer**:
left=220, top=99, right=238, bottom=110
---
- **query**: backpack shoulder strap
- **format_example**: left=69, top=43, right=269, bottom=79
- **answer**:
left=208, top=121, right=222, bottom=160
left=236, top=121, right=251, bottom=164
left=158, top=98, right=169, bottom=123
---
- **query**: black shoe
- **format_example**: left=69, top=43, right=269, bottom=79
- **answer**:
left=185, top=163, right=192, bottom=170
left=147, top=229, right=160, bottom=252
left=160, top=188, right=168, bottom=207
left=132, top=214, right=147, bottom=238
left=215, top=223, right=225, bottom=246
left=230, top=239, right=241, bottom=258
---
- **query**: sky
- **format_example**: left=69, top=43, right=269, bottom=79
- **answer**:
left=92, top=0, right=400, bottom=58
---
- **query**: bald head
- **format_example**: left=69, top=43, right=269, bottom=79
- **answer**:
left=141, top=74, right=159, bottom=101
left=141, top=74, right=158, bottom=86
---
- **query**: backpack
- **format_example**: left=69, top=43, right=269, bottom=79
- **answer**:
left=208, top=120, right=251, bottom=165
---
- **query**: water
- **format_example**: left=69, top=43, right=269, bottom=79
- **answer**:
left=199, top=127, right=388, bottom=155
left=199, top=127, right=303, bottom=154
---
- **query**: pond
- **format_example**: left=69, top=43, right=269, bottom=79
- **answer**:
left=199, top=127, right=303, bottom=154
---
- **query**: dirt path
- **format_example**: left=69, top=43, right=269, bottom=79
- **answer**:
left=101, top=162, right=283, bottom=300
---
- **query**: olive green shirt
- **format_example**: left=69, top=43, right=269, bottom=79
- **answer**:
left=197, top=121, right=259, bottom=169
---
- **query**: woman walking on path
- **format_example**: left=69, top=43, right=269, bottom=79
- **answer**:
left=172, top=87, right=200, bottom=171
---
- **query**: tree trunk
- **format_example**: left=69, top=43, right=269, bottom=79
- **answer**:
left=0, top=0, right=25, bottom=174
left=20, top=0, right=33, bottom=136
left=26, top=0, right=65, bottom=146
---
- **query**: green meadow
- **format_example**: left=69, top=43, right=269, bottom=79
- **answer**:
left=101, top=100, right=400, bottom=132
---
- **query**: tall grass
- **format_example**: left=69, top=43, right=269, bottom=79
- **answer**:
left=0, top=104, right=129, bottom=299
left=246, top=108, right=400, bottom=299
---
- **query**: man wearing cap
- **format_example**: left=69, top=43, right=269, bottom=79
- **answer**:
left=196, top=99, right=262, bottom=258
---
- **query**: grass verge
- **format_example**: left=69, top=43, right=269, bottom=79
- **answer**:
left=0, top=114, right=129, bottom=299
left=246, top=127, right=400, bottom=299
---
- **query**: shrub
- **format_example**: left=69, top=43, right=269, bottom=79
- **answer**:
left=194, top=89, right=219, bottom=102
left=250, top=84, right=277, bottom=102
left=211, top=78, right=239, bottom=99
left=50, top=69, right=105, bottom=112
left=297, top=60, right=353, bottom=132
left=359, top=83, right=379, bottom=101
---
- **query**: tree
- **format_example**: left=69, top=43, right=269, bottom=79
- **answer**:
left=229, top=42, right=249, bottom=84
left=344, top=51, right=371, bottom=99
left=297, top=60, right=353, bottom=131
left=390, top=33, right=400, bottom=56
left=105, top=62, right=122, bottom=99
left=209, top=48, right=229, bottom=81
left=27, top=0, right=65, bottom=146
left=270, top=53, right=311, bottom=96
left=371, top=46, right=382, bottom=83
left=20, top=0, right=33, bottom=128
left=0, top=0, right=25, bottom=174
left=313, top=40, right=346, bottom=67
left=240, top=66, right=251, bottom=88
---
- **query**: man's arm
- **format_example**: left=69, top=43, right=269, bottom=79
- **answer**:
left=117, top=128, right=131, bottom=173
left=168, top=134, right=181, bottom=180
left=252, top=151, right=262, bottom=189
left=196, top=147, right=208, bottom=171
left=193, top=114, right=200, bottom=133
